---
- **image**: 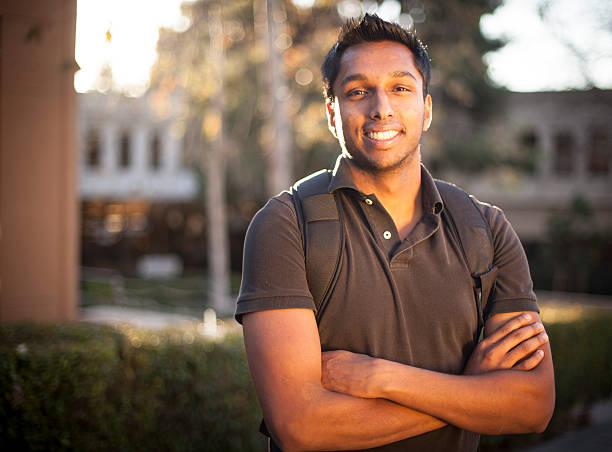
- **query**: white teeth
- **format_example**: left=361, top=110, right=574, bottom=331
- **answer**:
left=366, top=130, right=399, bottom=141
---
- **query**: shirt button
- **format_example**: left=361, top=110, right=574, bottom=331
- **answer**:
left=364, top=198, right=373, bottom=205
left=383, top=231, right=392, bottom=239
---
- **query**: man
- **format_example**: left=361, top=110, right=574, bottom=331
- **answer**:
left=236, top=14, right=554, bottom=452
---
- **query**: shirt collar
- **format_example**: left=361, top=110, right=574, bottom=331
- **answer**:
left=329, top=154, right=359, bottom=193
left=420, top=164, right=444, bottom=215
left=327, top=154, right=444, bottom=216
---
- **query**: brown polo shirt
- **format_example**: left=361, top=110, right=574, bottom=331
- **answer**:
left=236, top=155, right=538, bottom=451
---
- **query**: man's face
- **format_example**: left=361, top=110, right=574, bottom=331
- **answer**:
left=328, top=40, right=432, bottom=173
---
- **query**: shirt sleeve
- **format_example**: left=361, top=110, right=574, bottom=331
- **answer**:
left=235, top=192, right=315, bottom=324
left=478, top=202, right=539, bottom=318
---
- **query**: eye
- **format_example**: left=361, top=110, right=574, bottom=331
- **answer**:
left=394, top=86, right=411, bottom=92
left=347, top=89, right=367, bottom=98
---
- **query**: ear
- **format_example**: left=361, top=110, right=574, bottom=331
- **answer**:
left=422, top=94, right=433, bottom=132
left=326, top=101, right=338, bottom=139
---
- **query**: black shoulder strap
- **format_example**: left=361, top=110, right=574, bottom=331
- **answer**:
left=291, top=170, right=343, bottom=320
left=435, top=180, right=497, bottom=342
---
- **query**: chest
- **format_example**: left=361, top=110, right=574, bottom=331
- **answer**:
left=316, top=197, right=478, bottom=373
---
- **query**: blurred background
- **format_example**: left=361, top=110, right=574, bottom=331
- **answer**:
left=70, top=0, right=612, bottom=318
left=5, top=0, right=612, bottom=321
left=1, top=0, right=611, bottom=450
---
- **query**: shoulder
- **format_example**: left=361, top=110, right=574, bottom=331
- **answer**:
left=243, top=191, right=304, bottom=266
left=467, top=196, right=518, bottom=248
left=242, top=191, right=305, bottom=269
left=238, top=191, right=314, bottom=322
left=453, top=189, right=538, bottom=311
left=434, top=179, right=502, bottom=236
left=469, top=195, right=505, bottom=224
left=436, top=179, right=510, bottom=235
left=260, top=191, right=296, bottom=216
left=435, top=179, right=503, bottom=224
left=248, top=192, right=297, bottom=234
left=436, top=179, right=522, bottom=254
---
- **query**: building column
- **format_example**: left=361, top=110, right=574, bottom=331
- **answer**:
left=0, top=0, right=78, bottom=322
left=537, top=124, right=554, bottom=179
left=102, top=124, right=117, bottom=175
left=132, top=124, right=148, bottom=176
left=165, top=129, right=181, bottom=174
left=574, top=126, right=589, bottom=182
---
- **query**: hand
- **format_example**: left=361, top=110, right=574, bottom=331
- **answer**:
left=464, top=313, right=549, bottom=375
left=321, top=350, right=381, bottom=399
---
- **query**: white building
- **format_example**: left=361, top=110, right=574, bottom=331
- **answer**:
left=78, top=92, right=197, bottom=201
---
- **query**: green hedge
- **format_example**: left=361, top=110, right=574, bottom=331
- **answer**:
left=1, top=313, right=611, bottom=451
left=0, top=323, right=264, bottom=452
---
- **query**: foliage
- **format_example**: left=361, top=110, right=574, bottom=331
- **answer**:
left=2, top=313, right=611, bottom=451
left=0, top=323, right=263, bottom=452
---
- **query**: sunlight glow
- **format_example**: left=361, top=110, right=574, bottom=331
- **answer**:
left=74, top=0, right=612, bottom=96
left=291, top=0, right=316, bottom=9
left=480, top=0, right=612, bottom=92
left=74, top=0, right=192, bottom=97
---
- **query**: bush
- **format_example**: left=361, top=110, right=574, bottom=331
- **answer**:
left=1, top=314, right=610, bottom=452
left=0, top=323, right=264, bottom=452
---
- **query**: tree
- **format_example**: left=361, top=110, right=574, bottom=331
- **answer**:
left=152, top=0, right=255, bottom=314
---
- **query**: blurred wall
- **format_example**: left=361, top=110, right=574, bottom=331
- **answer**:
left=0, top=0, right=78, bottom=321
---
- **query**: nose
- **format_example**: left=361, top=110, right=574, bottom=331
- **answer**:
left=370, top=90, right=394, bottom=120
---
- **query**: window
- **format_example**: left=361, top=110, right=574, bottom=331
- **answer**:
left=119, top=132, right=131, bottom=168
left=85, top=130, right=100, bottom=168
left=588, top=127, right=610, bottom=175
left=553, top=132, right=574, bottom=175
left=151, top=133, right=161, bottom=170
left=520, top=130, right=538, bottom=148
left=517, top=129, right=540, bottom=174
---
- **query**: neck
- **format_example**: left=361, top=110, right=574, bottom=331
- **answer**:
left=347, top=153, right=423, bottom=240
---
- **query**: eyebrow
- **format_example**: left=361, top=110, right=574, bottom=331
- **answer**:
left=339, top=71, right=418, bottom=89
left=390, top=71, right=418, bottom=81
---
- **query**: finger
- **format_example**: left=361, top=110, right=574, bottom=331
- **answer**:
left=492, top=321, right=545, bottom=356
left=503, top=331, right=549, bottom=367
left=486, top=313, right=538, bottom=344
left=513, top=349, right=545, bottom=371
left=474, top=327, right=545, bottom=372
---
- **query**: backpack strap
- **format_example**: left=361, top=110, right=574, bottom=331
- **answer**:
left=435, top=180, right=498, bottom=343
left=291, top=170, right=344, bottom=321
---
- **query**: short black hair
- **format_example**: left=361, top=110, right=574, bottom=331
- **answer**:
left=321, top=13, right=431, bottom=102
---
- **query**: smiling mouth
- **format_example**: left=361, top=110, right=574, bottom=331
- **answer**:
left=364, top=130, right=401, bottom=141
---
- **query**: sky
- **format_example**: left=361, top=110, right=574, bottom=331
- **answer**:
left=480, top=0, right=612, bottom=91
left=74, top=0, right=612, bottom=96
left=74, top=0, right=191, bottom=97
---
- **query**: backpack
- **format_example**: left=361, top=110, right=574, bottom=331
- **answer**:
left=290, top=169, right=499, bottom=344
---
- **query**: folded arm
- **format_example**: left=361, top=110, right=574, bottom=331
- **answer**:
left=322, top=311, right=555, bottom=435
left=242, top=308, right=446, bottom=452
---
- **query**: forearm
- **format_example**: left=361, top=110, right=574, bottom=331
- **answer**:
left=266, top=383, right=445, bottom=451
left=321, top=312, right=555, bottom=435
left=243, top=308, right=446, bottom=452
left=373, top=353, right=554, bottom=434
